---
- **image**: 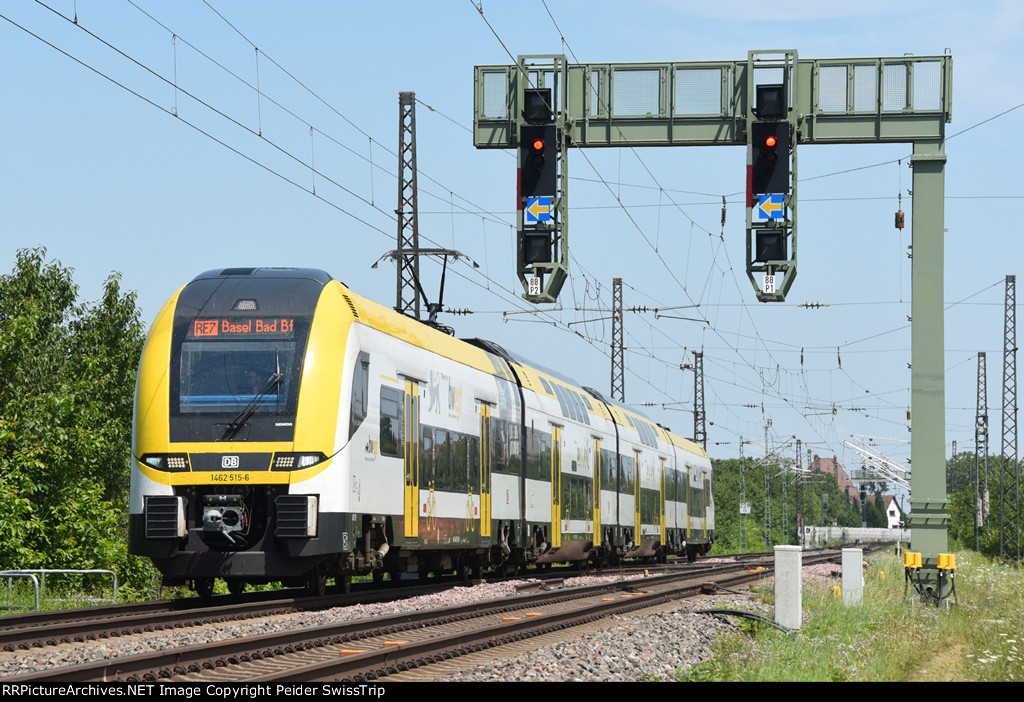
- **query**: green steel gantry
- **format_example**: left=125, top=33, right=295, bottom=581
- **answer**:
left=473, top=50, right=955, bottom=602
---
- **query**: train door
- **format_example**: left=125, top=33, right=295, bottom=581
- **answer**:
left=592, top=437, right=602, bottom=543
left=551, top=424, right=562, bottom=549
left=633, top=449, right=642, bottom=542
left=479, top=402, right=492, bottom=538
left=700, top=468, right=709, bottom=538
left=686, top=464, right=707, bottom=538
left=403, top=378, right=420, bottom=539
left=659, top=457, right=667, bottom=545
left=685, top=464, right=692, bottom=538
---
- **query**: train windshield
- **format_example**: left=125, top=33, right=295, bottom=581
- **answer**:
left=167, top=273, right=324, bottom=442
left=178, top=341, right=296, bottom=414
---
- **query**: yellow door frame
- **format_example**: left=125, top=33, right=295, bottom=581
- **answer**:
left=403, top=379, right=420, bottom=539
left=659, top=457, right=667, bottom=544
left=479, top=402, right=492, bottom=538
left=551, top=425, right=562, bottom=548
left=591, top=437, right=601, bottom=543
left=686, top=465, right=692, bottom=538
left=633, top=449, right=642, bottom=541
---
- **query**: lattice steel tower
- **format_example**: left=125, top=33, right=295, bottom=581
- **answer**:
left=691, top=350, right=707, bottom=450
left=739, top=437, right=748, bottom=553
left=975, top=351, right=989, bottom=550
left=1000, top=275, right=1019, bottom=561
left=795, top=439, right=803, bottom=544
left=764, top=419, right=772, bottom=551
left=395, top=92, right=421, bottom=318
left=611, top=278, right=625, bottom=402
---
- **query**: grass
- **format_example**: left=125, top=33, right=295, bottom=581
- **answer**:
left=677, top=550, right=1024, bottom=682
left=0, top=578, right=119, bottom=613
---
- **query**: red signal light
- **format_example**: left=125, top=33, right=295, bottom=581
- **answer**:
left=531, top=138, right=545, bottom=152
left=765, top=134, right=778, bottom=148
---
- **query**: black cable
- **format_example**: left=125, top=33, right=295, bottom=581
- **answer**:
left=695, top=608, right=795, bottom=636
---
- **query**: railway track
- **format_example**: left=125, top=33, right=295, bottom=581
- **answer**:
left=2, top=550, right=848, bottom=683
left=0, top=575, right=498, bottom=653
left=0, top=557, right=727, bottom=654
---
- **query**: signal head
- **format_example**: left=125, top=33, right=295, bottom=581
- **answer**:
left=519, top=124, right=557, bottom=199
left=750, top=121, right=791, bottom=197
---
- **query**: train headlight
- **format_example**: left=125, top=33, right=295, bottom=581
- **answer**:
left=140, top=454, right=190, bottom=472
left=272, top=452, right=327, bottom=470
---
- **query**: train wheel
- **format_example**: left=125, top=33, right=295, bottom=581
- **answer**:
left=195, top=578, right=215, bottom=599
left=305, top=568, right=327, bottom=597
left=227, top=580, right=245, bottom=596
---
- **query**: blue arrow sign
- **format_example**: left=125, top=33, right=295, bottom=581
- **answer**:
left=525, top=196, right=552, bottom=224
left=757, top=193, right=785, bottom=220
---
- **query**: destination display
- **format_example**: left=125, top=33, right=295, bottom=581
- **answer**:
left=188, top=318, right=296, bottom=338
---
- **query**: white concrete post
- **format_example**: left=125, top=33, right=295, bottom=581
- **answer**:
left=774, top=545, right=802, bottom=630
left=842, top=548, right=864, bottom=606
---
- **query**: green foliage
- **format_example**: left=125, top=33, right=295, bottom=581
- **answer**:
left=862, top=483, right=890, bottom=528
left=946, top=450, right=977, bottom=494
left=710, top=455, right=866, bottom=553
left=948, top=488, right=976, bottom=548
left=0, top=248, right=152, bottom=594
left=945, top=451, right=1014, bottom=559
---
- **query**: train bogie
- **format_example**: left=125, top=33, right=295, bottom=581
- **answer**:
left=130, top=268, right=714, bottom=596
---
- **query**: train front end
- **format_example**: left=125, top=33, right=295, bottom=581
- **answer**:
left=129, top=268, right=349, bottom=595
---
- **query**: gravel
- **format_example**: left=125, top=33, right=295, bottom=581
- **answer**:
left=0, top=563, right=806, bottom=682
left=436, top=592, right=768, bottom=682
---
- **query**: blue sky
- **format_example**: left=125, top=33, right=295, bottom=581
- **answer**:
left=2, top=1, right=1022, bottom=499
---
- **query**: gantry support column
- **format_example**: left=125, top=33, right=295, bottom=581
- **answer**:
left=909, top=139, right=949, bottom=598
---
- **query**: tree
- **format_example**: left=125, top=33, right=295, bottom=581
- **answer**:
left=945, top=450, right=1007, bottom=558
left=709, top=454, right=868, bottom=555
left=0, top=248, right=149, bottom=588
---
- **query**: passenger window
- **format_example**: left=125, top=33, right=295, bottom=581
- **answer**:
left=349, top=352, right=370, bottom=439
left=379, top=386, right=403, bottom=458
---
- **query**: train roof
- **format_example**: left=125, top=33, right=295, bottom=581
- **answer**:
left=463, top=339, right=661, bottom=425
left=465, top=337, right=707, bottom=458
left=462, top=338, right=592, bottom=390
left=191, top=267, right=335, bottom=284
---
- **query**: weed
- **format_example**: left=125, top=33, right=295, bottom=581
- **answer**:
left=701, top=550, right=1024, bottom=681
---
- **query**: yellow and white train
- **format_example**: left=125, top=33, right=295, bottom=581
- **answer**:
left=129, top=268, right=714, bottom=596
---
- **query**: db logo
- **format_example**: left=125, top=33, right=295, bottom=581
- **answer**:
left=222, top=455, right=240, bottom=469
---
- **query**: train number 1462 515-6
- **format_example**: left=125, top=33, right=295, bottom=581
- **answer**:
left=210, top=473, right=251, bottom=483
